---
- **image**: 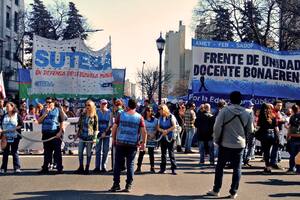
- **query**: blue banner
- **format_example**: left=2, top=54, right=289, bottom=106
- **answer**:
left=191, top=39, right=300, bottom=99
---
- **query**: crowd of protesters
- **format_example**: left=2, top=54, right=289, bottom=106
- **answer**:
left=0, top=92, right=299, bottom=196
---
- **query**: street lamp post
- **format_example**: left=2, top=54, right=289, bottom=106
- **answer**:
left=156, top=32, right=165, bottom=105
left=142, top=61, right=145, bottom=99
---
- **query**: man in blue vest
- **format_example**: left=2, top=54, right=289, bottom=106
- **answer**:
left=109, top=99, right=147, bottom=192
left=37, top=97, right=65, bottom=174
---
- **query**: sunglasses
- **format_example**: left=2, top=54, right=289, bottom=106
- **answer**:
left=86, top=104, right=92, bottom=107
left=46, top=101, right=52, bottom=104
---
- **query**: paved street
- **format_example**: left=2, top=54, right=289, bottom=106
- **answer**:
left=0, top=151, right=299, bottom=200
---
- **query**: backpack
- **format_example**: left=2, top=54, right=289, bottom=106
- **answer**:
left=289, top=114, right=300, bottom=134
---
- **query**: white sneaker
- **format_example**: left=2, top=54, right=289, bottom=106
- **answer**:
left=228, top=193, right=238, bottom=199
left=0, top=169, right=6, bottom=174
left=206, top=190, right=220, bottom=197
left=15, top=169, right=22, bottom=173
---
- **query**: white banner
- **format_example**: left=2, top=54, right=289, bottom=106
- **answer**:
left=17, top=118, right=80, bottom=152
left=0, top=72, right=6, bottom=99
left=31, top=35, right=113, bottom=98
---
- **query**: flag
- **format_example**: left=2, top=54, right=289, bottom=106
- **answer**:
left=0, top=72, right=6, bottom=99
left=18, top=69, right=32, bottom=99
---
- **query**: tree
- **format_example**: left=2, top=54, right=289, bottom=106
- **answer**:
left=170, top=79, right=189, bottom=97
left=193, top=0, right=280, bottom=48
left=63, top=2, right=87, bottom=40
left=240, top=0, right=263, bottom=43
left=137, top=67, right=171, bottom=102
left=213, top=7, right=234, bottom=41
left=28, top=0, right=56, bottom=40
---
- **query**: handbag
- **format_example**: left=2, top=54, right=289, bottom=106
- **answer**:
left=1, top=135, right=7, bottom=150
left=264, top=129, right=276, bottom=144
left=295, top=152, right=300, bottom=165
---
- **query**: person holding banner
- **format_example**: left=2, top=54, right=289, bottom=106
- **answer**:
left=94, top=99, right=112, bottom=173
left=37, top=97, right=65, bottom=174
left=109, top=99, right=146, bottom=192
left=135, top=106, right=158, bottom=174
left=74, top=100, right=98, bottom=175
left=0, top=102, right=24, bottom=174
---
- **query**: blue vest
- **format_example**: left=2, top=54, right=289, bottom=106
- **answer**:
left=2, top=113, right=18, bottom=143
left=42, top=108, right=60, bottom=132
left=145, top=118, right=158, bottom=135
left=97, top=109, right=111, bottom=133
left=145, top=118, right=158, bottom=147
left=159, top=116, right=174, bottom=140
left=116, top=112, right=142, bottom=146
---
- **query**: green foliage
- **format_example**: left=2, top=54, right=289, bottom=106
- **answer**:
left=63, top=2, right=87, bottom=40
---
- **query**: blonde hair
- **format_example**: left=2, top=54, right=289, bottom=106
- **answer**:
left=86, top=100, right=97, bottom=118
left=159, top=104, right=171, bottom=117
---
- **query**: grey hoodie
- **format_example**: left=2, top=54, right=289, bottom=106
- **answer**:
left=214, top=104, right=254, bottom=149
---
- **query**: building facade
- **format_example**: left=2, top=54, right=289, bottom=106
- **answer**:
left=164, top=21, right=192, bottom=95
left=0, top=0, right=24, bottom=98
left=124, top=78, right=136, bottom=98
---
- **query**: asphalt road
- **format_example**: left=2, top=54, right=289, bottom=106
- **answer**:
left=0, top=150, right=299, bottom=200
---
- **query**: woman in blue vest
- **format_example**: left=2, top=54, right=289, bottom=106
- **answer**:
left=0, top=102, right=23, bottom=174
left=37, top=97, right=64, bottom=174
left=158, top=104, right=177, bottom=175
left=74, top=100, right=98, bottom=174
left=135, top=106, right=158, bottom=173
left=94, top=99, right=112, bottom=173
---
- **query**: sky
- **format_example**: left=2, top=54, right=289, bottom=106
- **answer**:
left=26, top=0, right=198, bottom=82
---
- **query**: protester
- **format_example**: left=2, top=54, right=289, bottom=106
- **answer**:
left=173, top=100, right=185, bottom=152
left=184, top=102, right=196, bottom=153
left=35, top=103, right=43, bottom=117
left=74, top=100, right=98, bottom=175
left=94, top=99, right=112, bottom=173
left=109, top=99, right=146, bottom=192
left=37, top=97, right=64, bottom=174
left=0, top=102, right=23, bottom=174
left=136, top=106, right=158, bottom=173
left=286, top=104, right=300, bottom=174
left=271, top=100, right=286, bottom=169
left=62, top=101, right=76, bottom=118
left=207, top=91, right=253, bottom=199
left=0, top=98, right=6, bottom=118
left=195, top=103, right=215, bottom=165
left=158, top=104, right=177, bottom=175
left=242, top=100, right=255, bottom=167
left=256, top=103, right=279, bottom=174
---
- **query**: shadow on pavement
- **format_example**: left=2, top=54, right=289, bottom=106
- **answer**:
left=246, top=179, right=300, bottom=186
left=269, top=193, right=300, bottom=198
left=13, top=190, right=233, bottom=200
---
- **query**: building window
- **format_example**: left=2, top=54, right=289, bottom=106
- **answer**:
left=15, top=0, right=19, bottom=6
left=5, top=50, right=11, bottom=60
left=6, top=6, right=11, bottom=29
left=14, top=12, right=19, bottom=32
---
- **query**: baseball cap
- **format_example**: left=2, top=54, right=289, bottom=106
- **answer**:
left=100, top=99, right=108, bottom=104
left=243, top=100, right=254, bottom=108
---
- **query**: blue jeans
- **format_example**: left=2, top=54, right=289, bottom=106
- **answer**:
left=1, top=139, right=21, bottom=171
left=243, top=133, right=256, bottom=163
left=95, top=137, right=110, bottom=170
left=289, top=139, right=300, bottom=172
left=113, top=145, right=137, bottom=185
left=185, top=128, right=195, bottom=151
left=78, top=140, right=93, bottom=167
left=199, top=140, right=214, bottom=164
left=213, top=146, right=243, bottom=195
left=270, top=143, right=279, bottom=165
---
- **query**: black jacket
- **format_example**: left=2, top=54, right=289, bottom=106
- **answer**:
left=195, top=111, right=215, bottom=141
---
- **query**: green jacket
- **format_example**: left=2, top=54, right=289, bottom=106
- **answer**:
left=78, top=114, right=99, bottom=139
